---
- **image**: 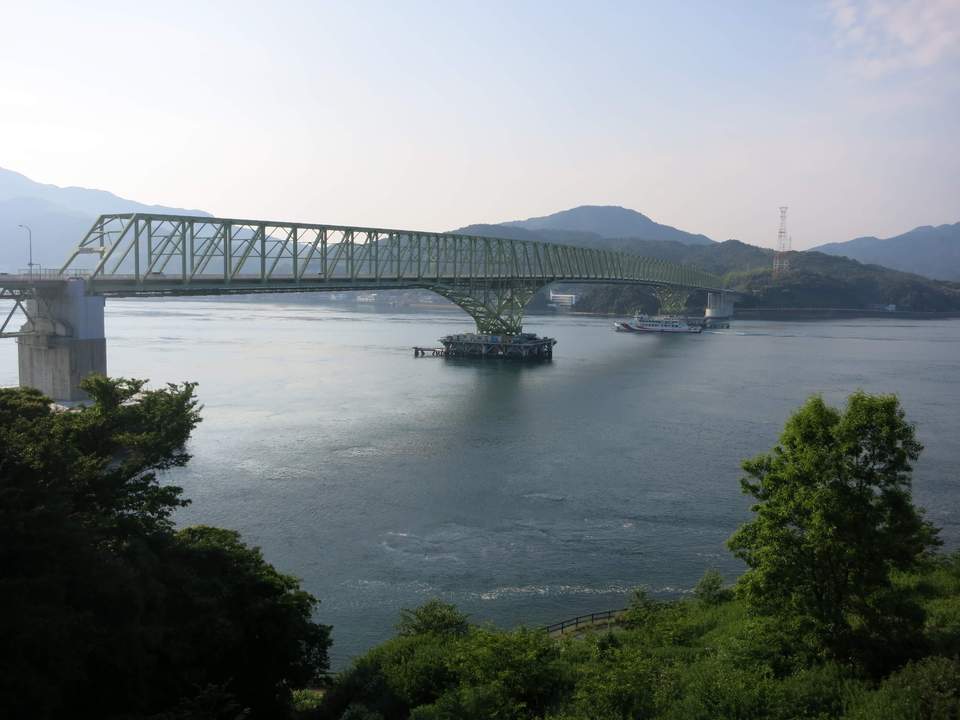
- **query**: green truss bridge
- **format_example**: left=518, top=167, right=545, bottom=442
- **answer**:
left=63, top=213, right=727, bottom=332
left=3, top=212, right=732, bottom=400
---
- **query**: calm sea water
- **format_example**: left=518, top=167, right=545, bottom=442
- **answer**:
left=2, top=299, right=958, bottom=668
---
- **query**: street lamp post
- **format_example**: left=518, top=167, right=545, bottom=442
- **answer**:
left=17, top=224, right=33, bottom=277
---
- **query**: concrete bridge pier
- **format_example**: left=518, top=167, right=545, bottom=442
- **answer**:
left=17, top=279, right=106, bottom=402
left=705, top=292, right=735, bottom=321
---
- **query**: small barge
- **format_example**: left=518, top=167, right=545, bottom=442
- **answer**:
left=414, top=332, right=556, bottom=360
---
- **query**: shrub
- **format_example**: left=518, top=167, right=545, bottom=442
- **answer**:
left=694, top=569, right=733, bottom=606
left=844, top=656, right=960, bottom=720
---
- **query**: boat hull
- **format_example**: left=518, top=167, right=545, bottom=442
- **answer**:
left=613, top=320, right=702, bottom=334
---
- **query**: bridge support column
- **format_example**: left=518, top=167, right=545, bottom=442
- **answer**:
left=17, top=279, right=106, bottom=402
left=429, top=280, right=544, bottom=336
left=705, top=291, right=735, bottom=320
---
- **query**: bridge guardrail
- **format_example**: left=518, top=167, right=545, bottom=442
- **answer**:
left=11, top=268, right=87, bottom=280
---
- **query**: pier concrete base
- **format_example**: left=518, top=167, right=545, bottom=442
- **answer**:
left=16, top=279, right=106, bottom=402
left=705, top=292, right=735, bottom=320
left=18, top=336, right=107, bottom=402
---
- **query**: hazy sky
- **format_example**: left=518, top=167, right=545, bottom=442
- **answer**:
left=2, top=0, right=958, bottom=248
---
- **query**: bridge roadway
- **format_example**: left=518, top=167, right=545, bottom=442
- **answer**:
left=2, top=212, right=733, bottom=400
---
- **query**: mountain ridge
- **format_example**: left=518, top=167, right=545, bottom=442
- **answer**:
left=494, top=205, right=715, bottom=246
left=2, top=166, right=957, bottom=313
left=0, top=167, right=209, bottom=271
left=812, top=222, right=960, bottom=281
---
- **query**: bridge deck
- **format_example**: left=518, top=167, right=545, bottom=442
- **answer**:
left=0, top=274, right=70, bottom=290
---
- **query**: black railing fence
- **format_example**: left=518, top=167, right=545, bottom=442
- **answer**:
left=543, top=608, right=627, bottom=635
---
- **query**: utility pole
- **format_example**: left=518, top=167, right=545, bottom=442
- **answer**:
left=17, top=224, right=34, bottom=277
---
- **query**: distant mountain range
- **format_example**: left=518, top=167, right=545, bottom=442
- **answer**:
left=456, top=205, right=714, bottom=247
left=1, top=166, right=957, bottom=312
left=813, top=223, right=960, bottom=282
left=0, top=167, right=207, bottom=271
left=456, top=207, right=960, bottom=313
left=503, top=205, right=714, bottom=246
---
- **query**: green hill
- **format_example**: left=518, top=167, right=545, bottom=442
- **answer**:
left=529, top=221, right=960, bottom=313
left=730, top=251, right=960, bottom=312
left=574, top=244, right=960, bottom=314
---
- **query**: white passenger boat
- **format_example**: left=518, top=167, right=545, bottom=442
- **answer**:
left=614, top=313, right=702, bottom=334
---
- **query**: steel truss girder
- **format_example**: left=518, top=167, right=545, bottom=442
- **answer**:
left=60, top=213, right=726, bottom=294
left=0, top=287, right=65, bottom=338
left=654, top=287, right=691, bottom=315
left=0, top=288, right=33, bottom=338
left=56, top=213, right=728, bottom=335
left=428, top=280, right=545, bottom=335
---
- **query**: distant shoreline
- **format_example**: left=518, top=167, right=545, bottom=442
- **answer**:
left=714, top=308, right=960, bottom=321
left=564, top=308, right=960, bottom=321
left=107, top=295, right=960, bottom=321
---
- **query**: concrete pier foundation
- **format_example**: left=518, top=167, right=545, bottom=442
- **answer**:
left=17, top=279, right=106, bottom=402
left=705, top=292, right=735, bottom=321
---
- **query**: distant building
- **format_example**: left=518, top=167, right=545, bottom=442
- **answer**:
left=548, top=289, right=578, bottom=308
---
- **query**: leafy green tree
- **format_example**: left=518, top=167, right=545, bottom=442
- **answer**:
left=622, top=588, right=665, bottom=627
left=658, top=656, right=782, bottom=720
left=727, top=391, right=940, bottom=669
left=318, top=602, right=469, bottom=720
left=442, top=627, right=573, bottom=719
left=397, top=600, right=470, bottom=638
left=320, top=622, right=573, bottom=720
left=379, top=635, right=458, bottom=708
left=0, top=376, right=330, bottom=719
left=559, top=644, right=660, bottom=720
left=157, top=526, right=331, bottom=717
left=0, top=376, right=202, bottom=718
left=317, top=652, right=408, bottom=720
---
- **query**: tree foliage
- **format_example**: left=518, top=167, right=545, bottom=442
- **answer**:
left=728, top=391, right=940, bottom=669
left=693, top=570, right=733, bottom=607
left=397, top=600, right=470, bottom=638
left=317, top=555, right=960, bottom=720
left=844, top=656, right=960, bottom=720
left=0, top=376, right=330, bottom=719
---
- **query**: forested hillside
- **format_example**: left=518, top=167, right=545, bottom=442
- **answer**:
left=453, top=217, right=960, bottom=313
left=574, top=246, right=960, bottom=314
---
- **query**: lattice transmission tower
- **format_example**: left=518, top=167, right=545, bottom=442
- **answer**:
left=773, top=206, right=790, bottom=277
